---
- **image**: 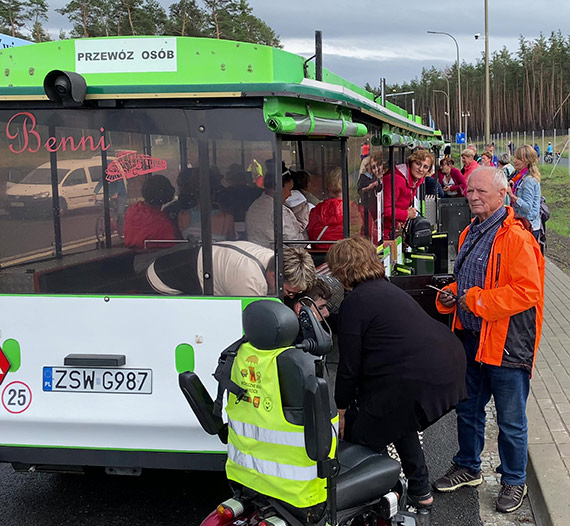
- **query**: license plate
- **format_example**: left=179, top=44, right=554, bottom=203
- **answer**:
left=9, top=202, right=24, bottom=207
left=42, top=367, right=152, bottom=394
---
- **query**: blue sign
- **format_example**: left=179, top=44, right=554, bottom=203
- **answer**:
left=456, top=132, right=466, bottom=144
left=0, top=33, right=33, bottom=49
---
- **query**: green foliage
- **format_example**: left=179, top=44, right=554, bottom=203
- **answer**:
left=56, top=0, right=104, bottom=37
left=52, top=0, right=280, bottom=46
left=165, top=0, right=205, bottom=37
left=0, top=0, right=27, bottom=37
left=370, top=31, right=570, bottom=136
left=31, top=20, right=50, bottom=42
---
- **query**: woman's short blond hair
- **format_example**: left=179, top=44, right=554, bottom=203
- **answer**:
left=283, top=247, right=317, bottom=291
left=326, top=167, right=343, bottom=195
left=461, top=148, right=475, bottom=159
left=326, top=237, right=385, bottom=289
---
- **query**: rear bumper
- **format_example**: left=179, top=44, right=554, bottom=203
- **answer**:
left=0, top=446, right=226, bottom=472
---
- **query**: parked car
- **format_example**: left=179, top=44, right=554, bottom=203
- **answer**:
left=4, top=158, right=107, bottom=217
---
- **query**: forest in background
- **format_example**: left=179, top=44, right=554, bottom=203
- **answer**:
left=0, top=0, right=280, bottom=47
left=366, top=32, right=570, bottom=136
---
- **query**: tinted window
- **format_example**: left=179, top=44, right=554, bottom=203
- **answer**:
left=0, top=107, right=277, bottom=298
left=62, top=169, right=87, bottom=186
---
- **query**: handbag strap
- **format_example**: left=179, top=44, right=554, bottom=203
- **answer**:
left=214, top=243, right=267, bottom=276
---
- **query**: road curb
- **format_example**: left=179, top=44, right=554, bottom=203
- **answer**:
left=527, top=392, right=570, bottom=526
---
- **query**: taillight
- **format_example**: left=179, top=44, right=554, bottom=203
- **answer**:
left=216, top=498, right=245, bottom=520
left=259, top=516, right=287, bottom=526
left=378, top=492, right=399, bottom=520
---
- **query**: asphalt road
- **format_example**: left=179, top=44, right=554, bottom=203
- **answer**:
left=0, top=207, right=101, bottom=261
left=0, top=411, right=481, bottom=526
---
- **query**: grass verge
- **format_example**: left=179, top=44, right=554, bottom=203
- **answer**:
left=540, top=164, right=570, bottom=237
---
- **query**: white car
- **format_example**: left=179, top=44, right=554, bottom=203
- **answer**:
left=5, top=158, right=107, bottom=216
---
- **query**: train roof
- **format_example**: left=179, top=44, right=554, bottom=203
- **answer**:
left=0, top=36, right=442, bottom=142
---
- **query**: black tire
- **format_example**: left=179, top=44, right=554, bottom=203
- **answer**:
left=58, top=197, right=68, bottom=215
left=95, top=215, right=105, bottom=244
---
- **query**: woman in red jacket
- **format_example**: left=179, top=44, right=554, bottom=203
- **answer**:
left=438, top=158, right=467, bottom=197
left=124, top=174, right=180, bottom=249
left=383, top=149, right=434, bottom=240
left=307, top=168, right=361, bottom=249
left=461, top=148, right=478, bottom=180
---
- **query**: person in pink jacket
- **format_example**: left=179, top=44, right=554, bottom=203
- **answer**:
left=438, top=158, right=467, bottom=197
left=461, top=148, right=478, bottom=180
left=383, top=149, right=434, bottom=240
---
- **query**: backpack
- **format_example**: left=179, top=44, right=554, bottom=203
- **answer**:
left=404, top=215, right=432, bottom=248
left=538, top=196, right=550, bottom=252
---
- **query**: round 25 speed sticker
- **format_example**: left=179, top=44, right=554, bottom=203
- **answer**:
left=2, top=381, right=32, bottom=414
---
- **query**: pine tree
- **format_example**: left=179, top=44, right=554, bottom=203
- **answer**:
left=57, top=0, right=102, bottom=38
left=25, top=0, right=49, bottom=42
left=0, top=0, right=27, bottom=37
left=166, top=0, right=205, bottom=37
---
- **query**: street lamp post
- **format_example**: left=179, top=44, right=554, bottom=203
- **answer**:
left=433, top=89, right=451, bottom=140
left=484, top=0, right=490, bottom=145
left=462, top=111, right=470, bottom=141
left=428, top=31, right=462, bottom=135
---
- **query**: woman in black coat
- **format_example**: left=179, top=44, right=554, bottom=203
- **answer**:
left=327, top=237, right=466, bottom=510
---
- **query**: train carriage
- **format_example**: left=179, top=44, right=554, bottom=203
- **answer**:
left=0, top=35, right=443, bottom=473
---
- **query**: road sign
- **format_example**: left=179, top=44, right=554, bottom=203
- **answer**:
left=0, top=347, right=11, bottom=387
left=456, top=132, right=466, bottom=144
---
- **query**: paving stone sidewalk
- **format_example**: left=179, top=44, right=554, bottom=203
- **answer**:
left=526, top=258, right=570, bottom=526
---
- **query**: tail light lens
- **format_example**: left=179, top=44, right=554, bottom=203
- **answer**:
left=216, top=498, right=245, bottom=520
left=259, top=517, right=287, bottom=526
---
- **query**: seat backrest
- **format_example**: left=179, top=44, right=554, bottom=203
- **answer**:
left=242, top=300, right=299, bottom=350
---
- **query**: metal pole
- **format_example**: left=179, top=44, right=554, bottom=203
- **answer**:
left=341, top=138, right=349, bottom=239
left=412, top=99, right=416, bottom=120
left=315, top=31, right=322, bottom=82
left=381, top=77, right=386, bottom=107
left=542, top=130, right=545, bottom=164
left=389, top=146, right=396, bottom=240
left=443, top=76, right=451, bottom=140
left=484, top=0, right=490, bottom=145
left=49, top=125, right=62, bottom=258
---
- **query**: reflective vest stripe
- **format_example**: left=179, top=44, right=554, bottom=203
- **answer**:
left=228, top=443, right=318, bottom=481
left=229, top=419, right=305, bottom=448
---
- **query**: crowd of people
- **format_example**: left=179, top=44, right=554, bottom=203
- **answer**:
left=114, top=140, right=545, bottom=515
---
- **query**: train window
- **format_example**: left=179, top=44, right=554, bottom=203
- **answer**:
left=0, top=106, right=278, bottom=297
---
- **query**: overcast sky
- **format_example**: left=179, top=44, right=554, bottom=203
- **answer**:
left=46, top=0, right=570, bottom=88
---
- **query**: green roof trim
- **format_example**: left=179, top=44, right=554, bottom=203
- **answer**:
left=0, top=36, right=441, bottom=138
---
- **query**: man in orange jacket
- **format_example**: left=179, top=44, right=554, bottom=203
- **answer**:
left=432, top=167, right=545, bottom=514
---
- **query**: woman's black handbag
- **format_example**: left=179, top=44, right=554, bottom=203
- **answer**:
left=404, top=215, right=432, bottom=248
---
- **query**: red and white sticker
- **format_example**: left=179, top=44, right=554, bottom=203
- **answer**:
left=2, top=381, right=32, bottom=414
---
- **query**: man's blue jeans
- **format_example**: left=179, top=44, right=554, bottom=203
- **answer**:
left=453, top=331, right=530, bottom=485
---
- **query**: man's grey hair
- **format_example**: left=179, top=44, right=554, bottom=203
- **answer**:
left=471, top=166, right=508, bottom=190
